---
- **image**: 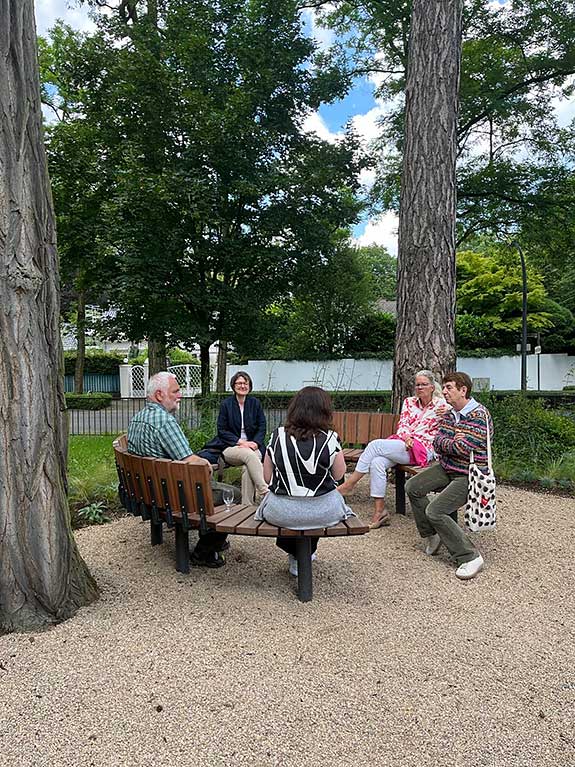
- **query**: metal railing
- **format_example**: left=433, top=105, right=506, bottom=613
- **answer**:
left=67, top=397, right=289, bottom=437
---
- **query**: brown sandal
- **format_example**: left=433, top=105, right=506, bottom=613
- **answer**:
left=369, top=512, right=391, bottom=529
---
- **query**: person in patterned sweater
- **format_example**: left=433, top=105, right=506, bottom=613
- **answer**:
left=406, top=371, right=492, bottom=580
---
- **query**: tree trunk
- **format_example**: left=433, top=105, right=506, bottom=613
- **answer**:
left=393, top=0, right=462, bottom=410
left=74, top=289, right=86, bottom=394
left=0, top=0, right=99, bottom=633
left=216, top=340, right=228, bottom=392
left=199, top=342, right=211, bottom=396
left=147, top=338, right=167, bottom=376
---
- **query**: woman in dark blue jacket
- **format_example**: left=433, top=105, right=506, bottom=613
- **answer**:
left=208, top=371, right=268, bottom=504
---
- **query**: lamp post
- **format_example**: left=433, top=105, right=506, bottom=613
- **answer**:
left=509, top=239, right=528, bottom=392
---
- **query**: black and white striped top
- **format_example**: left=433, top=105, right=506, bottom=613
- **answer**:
left=266, top=426, right=342, bottom=497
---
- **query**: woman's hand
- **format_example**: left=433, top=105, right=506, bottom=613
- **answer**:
left=434, top=404, right=451, bottom=417
left=238, top=440, right=259, bottom=450
left=403, top=436, right=414, bottom=449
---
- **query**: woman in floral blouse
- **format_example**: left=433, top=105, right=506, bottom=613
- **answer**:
left=338, top=370, right=447, bottom=528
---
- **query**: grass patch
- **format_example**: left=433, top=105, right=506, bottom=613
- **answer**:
left=68, top=435, right=121, bottom=528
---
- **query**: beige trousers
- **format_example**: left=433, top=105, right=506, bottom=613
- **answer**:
left=222, top=446, right=267, bottom=504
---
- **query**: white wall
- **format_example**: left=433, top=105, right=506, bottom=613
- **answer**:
left=228, top=354, right=575, bottom=392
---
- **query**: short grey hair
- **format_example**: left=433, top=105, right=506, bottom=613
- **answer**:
left=415, top=369, right=443, bottom=399
left=146, top=371, right=176, bottom=399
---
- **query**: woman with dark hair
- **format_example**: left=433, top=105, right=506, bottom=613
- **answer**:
left=204, top=371, right=268, bottom=504
left=255, top=386, right=354, bottom=576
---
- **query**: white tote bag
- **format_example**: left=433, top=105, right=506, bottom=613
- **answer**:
left=464, top=409, right=496, bottom=532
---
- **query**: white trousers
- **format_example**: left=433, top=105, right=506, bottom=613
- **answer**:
left=222, top=446, right=267, bottom=504
left=355, top=439, right=412, bottom=498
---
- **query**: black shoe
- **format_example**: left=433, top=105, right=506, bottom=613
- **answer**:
left=217, top=540, right=230, bottom=552
left=190, top=550, right=226, bottom=568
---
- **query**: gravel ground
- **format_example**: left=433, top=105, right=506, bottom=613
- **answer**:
left=0, top=484, right=574, bottom=767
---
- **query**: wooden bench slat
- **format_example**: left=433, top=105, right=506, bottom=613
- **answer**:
left=343, top=516, right=370, bottom=534
left=233, top=515, right=264, bottom=535
left=215, top=506, right=259, bottom=533
left=325, top=521, right=354, bottom=536
left=343, top=448, right=363, bottom=460
left=255, top=521, right=281, bottom=536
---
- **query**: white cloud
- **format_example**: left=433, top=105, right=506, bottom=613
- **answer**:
left=302, top=111, right=341, bottom=143
left=301, top=7, right=335, bottom=53
left=552, top=81, right=575, bottom=128
left=35, top=0, right=95, bottom=35
left=351, top=105, right=386, bottom=145
left=354, top=211, right=399, bottom=255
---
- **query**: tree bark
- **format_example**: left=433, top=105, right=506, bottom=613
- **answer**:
left=393, top=0, right=462, bottom=410
left=147, top=338, right=167, bottom=376
left=0, top=0, right=99, bottom=633
left=74, top=289, right=86, bottom=394
left=216, top=340, right=228, bottom=392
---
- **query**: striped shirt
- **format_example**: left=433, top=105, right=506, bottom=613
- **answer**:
left=267, top=427, right=342, bottom=497
left=128, top=402, right=192, bottom=461
left=433, top=400, right=493, bottom=475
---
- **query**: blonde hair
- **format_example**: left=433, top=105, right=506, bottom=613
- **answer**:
left=415, top=369, right=442, bottom=400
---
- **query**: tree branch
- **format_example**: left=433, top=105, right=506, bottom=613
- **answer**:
left=459, top=65, right=575, bottom=138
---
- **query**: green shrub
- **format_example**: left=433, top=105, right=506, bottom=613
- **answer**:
left=64, top=350, right=125, bottom=375
left=65, top=392, right=112, bottom=410
left=486, top=395, right=575, bottom=483
left=193, top=390, right=393, bottom=411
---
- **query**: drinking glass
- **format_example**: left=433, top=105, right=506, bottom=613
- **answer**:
left=222, top=487, right=235, bottom=510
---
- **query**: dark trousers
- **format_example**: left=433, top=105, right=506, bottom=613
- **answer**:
left=275, top=536, right=319, bottom=556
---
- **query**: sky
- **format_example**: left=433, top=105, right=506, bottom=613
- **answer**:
left=35, top=0, right=573, bottom=257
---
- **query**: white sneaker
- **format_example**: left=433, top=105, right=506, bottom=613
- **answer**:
left=455, top=554, right=484, bottom=580
left=289, top=552, right=316, bottom=575
left=424, top=533, right=442, bottom=556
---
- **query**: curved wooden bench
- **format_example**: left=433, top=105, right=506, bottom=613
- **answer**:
left=113, top=437, right=368, bottom=602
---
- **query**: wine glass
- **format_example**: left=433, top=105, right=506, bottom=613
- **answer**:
left=222, top=487, right=235, bottom=510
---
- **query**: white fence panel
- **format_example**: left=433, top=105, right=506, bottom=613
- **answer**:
left=168, top=364, right=202, bottom=396
left=229, top=354, right=575, bottom=392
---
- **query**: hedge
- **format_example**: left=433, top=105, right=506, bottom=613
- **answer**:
left=64, top=351, right=125, bottom=376
left=65, top=393, right=113, bottom=410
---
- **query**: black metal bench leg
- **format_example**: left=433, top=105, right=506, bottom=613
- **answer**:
left=150, top=521, right=163, bottom=546
left=175, top=526, right=190, bottom=573
left=395, top=468, right=406, bottom=515
left=296, top=538, right=313, bottom=603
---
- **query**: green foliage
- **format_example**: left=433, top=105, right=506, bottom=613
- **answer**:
left=487, top=395, right=575, bottom=483
left=77, top=501, right=111, bottom=526
left=68, top=436, right=120, bottom=528
left=457, top=247, right=554, bottom=333
left=168, top=348, right=200, bottom=365
left=317, top=1, right=575, bottom=280
left=64, top=350, right=125, bottom=375
left=42, top=2, right=365, bottom=394
left=345, top=312, right=396, bottom=357
left=65, top=393, right=112, bottom=410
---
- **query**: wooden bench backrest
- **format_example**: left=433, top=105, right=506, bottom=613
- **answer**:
left=113, top=442, right=215, bottom=523
left=333, top=411, right=399, bottom=448
left=152, top=458, right=215, bottom=521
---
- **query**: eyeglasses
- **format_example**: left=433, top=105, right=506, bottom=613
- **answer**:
left=415, top=383, right=431, bottom=388
left=235, top=382, right=249, bottom=387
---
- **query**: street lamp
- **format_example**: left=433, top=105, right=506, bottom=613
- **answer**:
left=505, top=237, right=528, bottom=392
